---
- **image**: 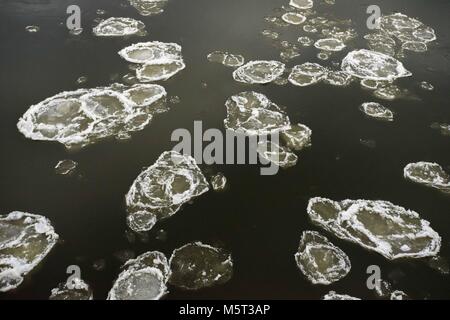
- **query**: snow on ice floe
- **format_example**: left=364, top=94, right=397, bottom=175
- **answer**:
left=289, top=63, right=327, bottom=87
left=49, top=278, right=93, bottom=300
left=211, top=173, right=227, bottom=191
left=341, top=49, right=411, bottom=81
left=55, top=159, right=78, bottom=176
left=224, top=91, right=291, bottom=136
left=125, top=151, right=209, bottom=232
left=379, top=13, right=436, bottom=45
left=289, top=0, right=314, bottom=10
left=108, top=251, right=170, bottom=300
left=323, top=71, right=353, bottom=87
left=128, top=0, right=168, bottom=16
left=323, top=291, right=360, bottom=300
left=0, top=212, right=58, bottom=292
left=359, top=102, right=394, bottom=122
left=257, top=140, right=298, bottom=168
left=404, top=162, right=450, bottom=193
left=281, top=124, right=312, bottom=151
left=17, top=83, right=167, bottom=149
left=93, top=17, right=146, bottom=37
left=307, top=198, right=441, bottom=260
left=282, top=13, right=307, bottom=25
left=207, top=51, right=245, bottom=67
left=169, top=242, right=233, bottom=290
left=314, top=38, right=346, bottom=52
left=295, top=231, right=351, bottom=285
left=233, top=60, right=285, bottom=84
left=364, top=32, right=397, bottom=56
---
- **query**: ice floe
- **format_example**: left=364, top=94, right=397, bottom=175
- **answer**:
left=233, top=60, right=285, bottom=84
left=359, top=102, right=394, bottom=122
left=169, top=242, right=233, bottom=290
left=128, top=0, right=168, bottom=16
left=323, top=291, right=360, bottom=300
left=25, top=25, right=40, bottom=33
left=93, top=17, right=146, bottom=37
left=0, top=212, right=59, bottom=292
left=314, top=38, right=346, bottom=52
left=431, top=123, right=450, bottom=136
left=49, top=278, right=93, bottom=300
left=125, top=151, right=209, bottom=232
left=211, top=173, right=227, bottom=191
left=257, top=140, right=298, bottom=169
left=282, top=12, right=307, bottom=25
left=323, top=71, right=353, bottom=87
left=380, top=13, right=436, bottom=45
left=289, top=0, right=314, bottom=10
left=295, top=231, right=351, bottom=285
left=289, top=63, right=327, bottom=87
left=404, top=162, right=450, bottom=193
left=207, top=51, right=245, bottom=67
left=281, top=124, right=312, bottom=151
left=390, top=290, right=408, bottom=300
left=55, top=160, right=78, bottom=176
left=364, top=32, right=397, bottom=57
left=307, top=198, right=441, bottom=260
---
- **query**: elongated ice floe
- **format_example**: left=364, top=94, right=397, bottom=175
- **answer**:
left=359, top=102, right=394, bottom=122
left=314, top=38, right=346, bottom=52
left=224, top=91, right=291, bottom=136
left=289, top=63, right=328, bottom=87
left=128, top=0, right=168, bottom=16
left=108, top=251, right=170, bottom=300
left=341, top=49, right=411, bottom=81
left=290, top=0, right=314, bottom=10
left=295, top=231, right=351, bottom=285
left=207, top=51, right=245, bottom=67
left=257, top=140, right=298, bottom=168
left=125, top=151, right=209, bottom=232
left=0, top=212, right=59, bottom=292
left=404, top=162, right=450, bottom=193
left=93, top=17, right=146, bottom=37
left=17, top=83, right=167, bottom=149
left=307, top=198, right=441, bottom=260
left=49, top=278, right=93, bottom=300
left=169, top=242, right=233, bottom=290
left=233, top=60, right=285, bottom=84
left=323, top=291, right=360, bottom=300
left=282, top=13, right=306, bottom=25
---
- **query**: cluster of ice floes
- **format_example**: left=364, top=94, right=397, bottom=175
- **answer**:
left=0, top=212, right=58, bottom=292
left=128, top=0, right=168, bottom=16
left=49, top=278, right=93, bottom=300
left=125, top=151, right=209, bottom=232
left=295, top=231, right=351, bottom=285
left=307, top=198, right=441, bottom=260
left=119, top=41, right=185, bottom=82
left=233, top=61, right=285, bottom=84
left=17, top=83, right=168, bottom=149
left=404, top=162, right=450, bottom=193
left=323, top=291, right=360, bottom=300
left=359, top=102, right=394, bottom=122
left=207, top=51, right=245, bottom=67
left=93, top=17, right=146, bottom=37
left=169, top=242, right=233, bottom=290
left=210, top=173, right=227, bottom=191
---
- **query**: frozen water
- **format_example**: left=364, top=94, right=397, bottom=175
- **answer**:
left=25, top=25, right=40, bottom=33
left=211, top=173, right=227, bottom=191
left=295, top=231, right=351, bottom=285
left=108, top=251, right=170, bottom=300
left=0, top=212, right=59, bottom=292
left=119, top=41, right=182, bottom=64
left=55, top=160, right=78, bottom=176
left=323, top=71, right=353, bottom=87
left=93, top=17, right=146, bottom=37
left=224, top=91, right=291, bottom=136
left=431, top=123, right=450, bottom=136
left=419, top=81, right=434, bottom=91
left=257, top=140, right=298, bottom=169
left=207, top=51, right=245, bottom=67
left=128, top=0, right=168, bottom=16
left=404, top=162, right=450, bottom=193
left=390, top=290, right=408, bottom=300
left=341, top=49, right=412, bottom=81
left=402, top=41, right=427, bottom=53
left=298, top=36, right=313, bottom=46
left=233, top=60, right=285, bottom=84
left=373, top=83, right=405, bottom=100
left=307, top=198, right=441, bottom=260
left=125, top=151, right=209, bottom=232
left=314, top=38, right=346, bottom=52
left=17, top=83, right=167, bottom=149
left=281, top=124, right=312, bottom=151
left=289, top=0, right=314, bottom=10
left=49, top=278, right=93, bottom=300
left=289, top=63, right=327, bottom=87
left=323, top=291, right=360, bottom=300
left=380, top=13, right=436, bottom=46
left=282, top=13, right=307, bottom=25
left=364, top=32, right=396, bottom=56
left=169, top=242, right=233, bottom=290
left=359, top=102, right=394, bottom=122
left=136, top=60, right=186, bottom=82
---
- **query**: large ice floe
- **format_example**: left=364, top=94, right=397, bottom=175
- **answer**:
left=295, top=231, right=351, bottom=285
left=0, top=212, right=59, bottom=292
left=125, top=151, right=209, bottom=232
left=232, top=60, right=285, bottom=84
left=119, top=41, right=185, bottom=82
left=404, top=162, right=450, bottom=193
left=323, top=291, right=360, bottom=300
left=108, top=251, right=170, bottom=300
left=207, top=51, right=245, bottom=67
left=49, top=278, right=93, bottom=300
left=341, top=49, right=411, bottom=81
left=17, top=83, right=167, bottom=149
left=307, top=198, right=441, bottom=260
left=169, top=242, right=233, bottom=290
left=128, top=0, right=168, bottom=16
left=93, top=17, right=146, bottom=37
left=359, top=102, right=394, bottom=122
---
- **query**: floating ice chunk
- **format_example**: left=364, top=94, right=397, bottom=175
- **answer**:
left=136, top=60, right=186, bottom=82
left=359, top=138, right=377, bottom=149
left=404, top=162, right=450, bottom=193
left=281, top=124, right=312, bottom=151
left=119, top=41, right=182, bottom=64
left=289, top=0, right=313, bottom=10
left=262, top=29, right=280, bottom=40
left=207, top=51, right=245, bottom=67
left=224, top=91, right=291, bottom=136
left=380, top=13, right=436, bottom=45
left=364, top=32, right=396, bottom=56
left=390, top=290, right=408, bottom=300
left=282, top=13, right=307, bottom=25
left=169, top=242, right=233, bottom=290
left=431, top=123, right=450, bottom=136
left=360, top=79, right=382, bottom=90
left=125, top=151, right=209, bottom=232
left=359, top=102, right=394, bottom=122
left=17, top=83, right=167, bottom=149
left=289, top=63, right=327, bottom=87
left=323, top=71, right=353, bottom=87
left=108, top=251, right=170, bottom=300
left=128, top=0, right=168, bottom=16
left=402, top=41, right=427, bottom=53
left=211, top=173, right=227, bottom=191
left=295, top=231, right=351, bottom=285
left=93, top=17, right=146, bottom=37
left=257, top=140, right=298, bottom=168
left=55, top=160, right=78, bottom=175
left=323, top=291, right=360, bottom=300
left=373, top=83, right=405, bottom=100
left=233, top=60, right=285, bottom=84
left=298, top=36, right=313, bottom=46
left=314, top=38, right=346, bottom=52
left=25, top=25, right=40, bottom=33
left=419, top=81, right=434, bottom=91
left=0, top=212, right=59, bottom=292
left=307, top=198, right=441, bottom=260
left=341, top=49, right=411, bottom=81
left=50, top=278, right=93, bottom=300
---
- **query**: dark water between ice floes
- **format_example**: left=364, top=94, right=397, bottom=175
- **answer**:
left=0, top=0, right=450, bottom=299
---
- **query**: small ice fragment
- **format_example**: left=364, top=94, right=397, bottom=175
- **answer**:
left=289, top=62, right=327, bottom=87
left=390, top=290, right=408, bottom=300
left=93, top=17, right=146, bottom=37
left=211, top=173, right=227, bottom=191
left=404, top=162, right=450, bottom=193
left=128, top=0, right=168, bottom=16
left=281, top=13, right=307, bottom=25
left=25, top=25, right=40, bottom=33
left=314, top=38, right=346, bottom=52
left=207, top=51, right=245, bottom=67
left=55, top=159, right=78, bottom=176
left=257, top=140, right=298, bottom=168
left=49, top=278, right=93, bottom=300
left=298, top=36, right=313, bottom=46
left=323, top=291, right=360, bottom=300
left=402, top=41, right=427, bottom=53
left=419, top=81, right=434, bottom=91
left=281, top=124, right=312, bottom=151
left=76, top=76, right=88, bottom=85
left=233, top=60, right=285, bottom=84
left=359, top=102, right=394, bottom=122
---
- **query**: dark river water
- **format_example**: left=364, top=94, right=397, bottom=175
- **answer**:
left=1, top=0, right=450, bottom=300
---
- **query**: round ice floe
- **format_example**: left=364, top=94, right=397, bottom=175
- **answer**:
left=341, top=49, right=411, bottom=81
left=233, top=60, right=285, bottom=84
left=211, top=173, right=227, bottom=191
left=257, top=140, right=298, bottom=169
left=314, top=38, right=346, bottom=52
left=129, top=0, right=169, bottom=16
left=50, top=278, right=93, bottom=300
left=404, top=162, right=450, bottom=193
left=0, top=212, right=59, bottom=292
left=169, top=242, right=233, bottom=290
left=289, top=62, right=327, bottom=87
left=307, top=198, right=441, bottom=260
left=281, top=124, right=312, bottom=151
left=289, top=0, right=314, bottom=10
left=207, top=51, right=245, bottom=67
left=93, top=17, right=146, bottom=37
left=108, top=251, right=170, bottom=300
left=282, top=13, right=307, bottom=25
left=136, top=60, right=186, bottom=82
left=295, top=231, right=351, bottom=285
left=323, top=291, right=360, bottom=300
left=224, top=91, right=291, bottom=136
left=119, top=41, right=182, bottom=64
left=359, top=102, right=394, bottom=122
left=125, top=151, right=209, bottom=232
